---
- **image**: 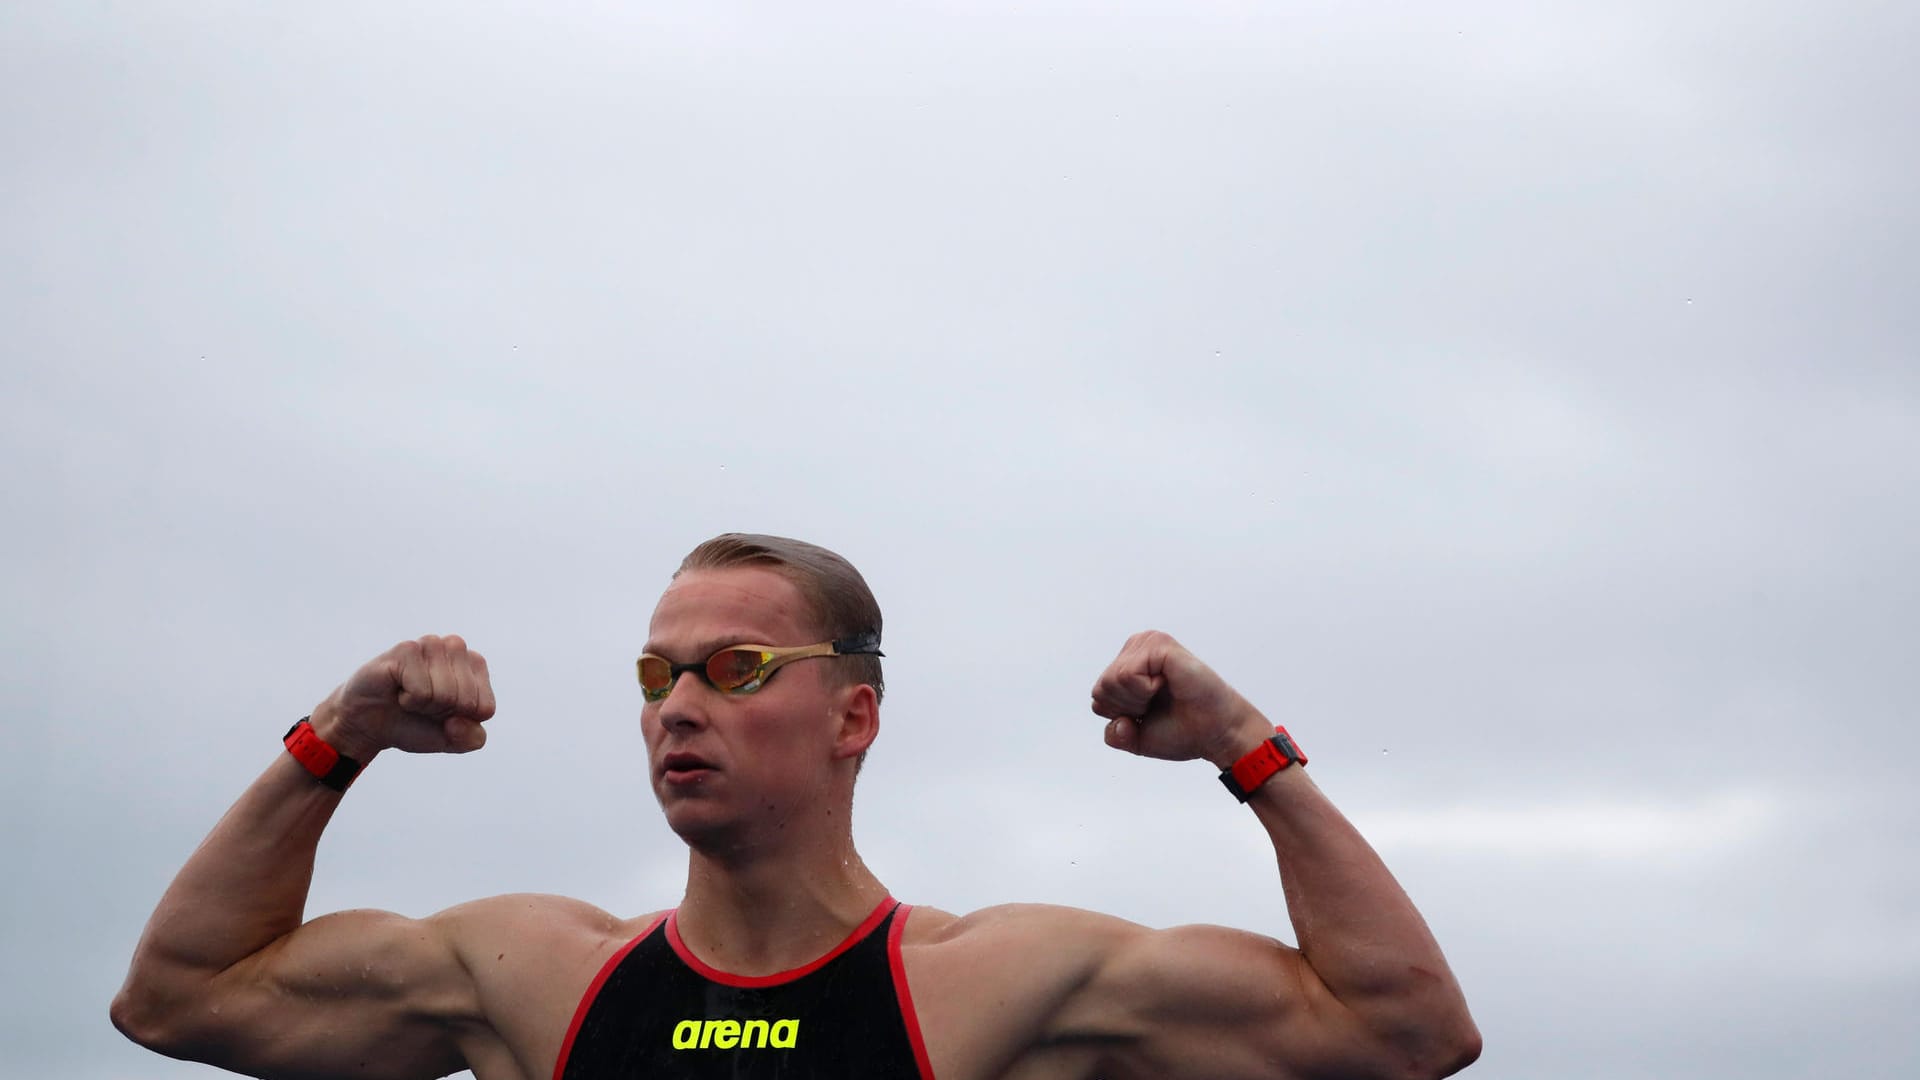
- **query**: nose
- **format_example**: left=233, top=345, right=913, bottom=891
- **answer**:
left=656, top=669, right=713, bottom=732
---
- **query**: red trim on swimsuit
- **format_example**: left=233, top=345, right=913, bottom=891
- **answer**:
left=887, top=903, right=937, bottom=1080
left=551, top=911, right=669, bottom=1080
left=664, top=895, right=898, bottom=989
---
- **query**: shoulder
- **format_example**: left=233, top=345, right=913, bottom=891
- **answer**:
left=899, top=902, right=1154, bottom=1007
left=902, top=901, right=1144, bottom=965
left=900, top=902, right=1139, bottom=992
left=433, top=892, right=654, bottom=937
left=902, top=895, right=1152, bottom=972
left=902, top=901, right=1280, bottom=1008
left=896, top=908, right=1135, bottom=1031
left=898, top=902, right=1312, bottom=1073
left=434, top=893, right=667, bottom=979
left=896, top=904, right=1176, bottom=1080
left=901, top=899, right=1296, bottom=982
left=428, top=895, right=673, bottom=1078
left=430, top=895, right=665, bottom=1016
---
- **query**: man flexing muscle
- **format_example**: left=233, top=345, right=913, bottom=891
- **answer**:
left=114, top=533, right=1480, bottom=1079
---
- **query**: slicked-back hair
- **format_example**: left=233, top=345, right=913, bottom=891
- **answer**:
left=675, top=533, right=885, bottom=704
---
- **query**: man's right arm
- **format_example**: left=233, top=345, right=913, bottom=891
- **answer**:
left=110, top=635, right=497, bottom=1080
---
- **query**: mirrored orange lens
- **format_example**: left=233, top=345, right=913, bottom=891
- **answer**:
left=637, top=656, right=672, bottom=692
left=707, top=648, right=769, bottom=691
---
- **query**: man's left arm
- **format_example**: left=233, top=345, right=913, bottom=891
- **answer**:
left=1076, top=631, right=1481, bottom=1080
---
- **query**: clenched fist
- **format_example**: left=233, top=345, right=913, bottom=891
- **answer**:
left=309, top=634, right=495, bottom=761
left=1090, top=631, right=1272, bottom=769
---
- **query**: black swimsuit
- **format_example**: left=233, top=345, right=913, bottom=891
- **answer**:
left=555, top=897, right=934, bottom=1079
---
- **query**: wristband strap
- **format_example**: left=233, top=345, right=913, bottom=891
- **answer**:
left=283, top=717, right=364, bottom=792
left=1218, top=726, right=1307, bottom=802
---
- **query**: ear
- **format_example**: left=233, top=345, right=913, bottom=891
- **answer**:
left=830, top=682, right=880, bottom=761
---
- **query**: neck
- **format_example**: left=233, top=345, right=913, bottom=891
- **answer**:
left=673, top=826, right=890, bottom=976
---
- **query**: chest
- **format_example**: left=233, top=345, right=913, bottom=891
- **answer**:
left=554, top=915, right=928, bottom=1080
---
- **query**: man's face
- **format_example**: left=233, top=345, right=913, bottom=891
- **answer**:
left=641, top=565, right=850, bottom=849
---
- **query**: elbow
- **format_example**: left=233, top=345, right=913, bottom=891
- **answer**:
left=1433, top=1020, right=1482, bottom=1078
left=1355, top=994, right=1479, bottom=1080
left=110, top=977, right=205, bottom=1058
left=110, top=985, right=171, bottom=1051
left=1395, top=1016, right=1481, bottom=1080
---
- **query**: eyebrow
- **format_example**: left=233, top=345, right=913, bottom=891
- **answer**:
left=640, top=635, right=770, bottom=662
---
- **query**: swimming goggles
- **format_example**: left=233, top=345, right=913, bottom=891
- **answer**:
left=636, top=634, right=883, bottom=702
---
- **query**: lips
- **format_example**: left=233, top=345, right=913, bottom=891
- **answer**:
left=661, top=751, right=717, bottom=782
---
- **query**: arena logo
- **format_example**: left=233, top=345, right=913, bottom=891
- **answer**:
left=670, top=1018, right=799, bottom=1050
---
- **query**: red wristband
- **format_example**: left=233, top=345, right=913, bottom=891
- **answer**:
left=283, top=717, right=364, bottom=792
left=1218, top=726, right=1307, bottom=802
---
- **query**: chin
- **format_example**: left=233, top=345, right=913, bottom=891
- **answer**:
left=658, top=801, right=742, bottom=850
left=662, top=804, right=800, bottom=862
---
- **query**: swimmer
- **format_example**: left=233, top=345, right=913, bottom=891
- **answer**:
left=113, top=534, right=1480, bottom=1079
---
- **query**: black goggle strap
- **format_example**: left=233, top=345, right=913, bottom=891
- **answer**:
left=830, top=633, right=885, bottom=658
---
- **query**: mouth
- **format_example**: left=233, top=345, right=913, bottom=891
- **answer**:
left=660, top=751, right=717, bottom=784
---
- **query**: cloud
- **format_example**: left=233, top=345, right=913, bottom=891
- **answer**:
left=1357, top=788, right=1778, bottom=860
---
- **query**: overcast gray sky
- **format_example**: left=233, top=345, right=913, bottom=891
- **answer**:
left=5, top=3, right=1917, bottom=1078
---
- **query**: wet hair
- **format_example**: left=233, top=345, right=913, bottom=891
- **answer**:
left=675, top=533, right=884, bottom=704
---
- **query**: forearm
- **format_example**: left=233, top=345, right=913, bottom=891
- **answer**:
left=117, top=709, right=373, bottom=1017
left=1251, top=771, right=1455, bottom=994
left=1217, top=733, right=1476, bottom=1062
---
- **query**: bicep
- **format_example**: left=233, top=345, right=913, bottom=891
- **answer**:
left=185, top=907, right=479, bottom=1080
left=1065, top=923, right=1396, bottom=1080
